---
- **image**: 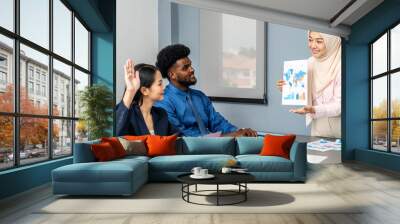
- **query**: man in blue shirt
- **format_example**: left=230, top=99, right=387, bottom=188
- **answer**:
left=155, top=44, right=257, bottom=137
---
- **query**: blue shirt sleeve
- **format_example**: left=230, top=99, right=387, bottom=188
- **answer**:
left=203, top=95, right=237, bottom=134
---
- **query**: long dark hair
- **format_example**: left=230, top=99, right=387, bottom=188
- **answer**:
left=123, top=63, right=159, bottom=106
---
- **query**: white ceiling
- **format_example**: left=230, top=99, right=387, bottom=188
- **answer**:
left=224, top=0, right=353, bottom=23
left=174, top=0, right=384, bottom=37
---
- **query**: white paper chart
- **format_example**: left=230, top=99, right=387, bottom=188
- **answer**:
left=282, top=60, right=308, bottom=106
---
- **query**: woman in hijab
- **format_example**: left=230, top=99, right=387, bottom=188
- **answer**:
left=277, top=31, right=341, bottom=138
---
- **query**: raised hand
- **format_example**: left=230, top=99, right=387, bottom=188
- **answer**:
left=124, top=59, right=140, bottom=93
left=122, top=59, right=140, bottom=108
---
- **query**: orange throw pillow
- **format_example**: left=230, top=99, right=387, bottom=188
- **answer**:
left=259, top=134, right=296, bottom=159
left=123, top=135, right=149, bottom=142
left=91, top=142, right=117, bottom=161
left=101, top=137, right=126, bottom=158
left=146, top=135, right=177, bottom=157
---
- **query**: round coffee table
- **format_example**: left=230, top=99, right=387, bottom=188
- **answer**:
left=177, top=172, right=255, bottom=206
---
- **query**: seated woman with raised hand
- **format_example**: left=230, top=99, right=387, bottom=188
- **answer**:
left=116, top=59, right=179, bottom=136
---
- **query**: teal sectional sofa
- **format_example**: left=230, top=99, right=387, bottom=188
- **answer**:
left=52, top=137, right=307, bottom=196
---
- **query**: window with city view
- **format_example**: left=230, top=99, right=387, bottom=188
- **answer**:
left=370, top=22, right=400, bottom=153
left=221, top=14, right=256, bottom=89
left=0, top=0, right=91, bottom=170
left=198, top=9, right=266, bottom=101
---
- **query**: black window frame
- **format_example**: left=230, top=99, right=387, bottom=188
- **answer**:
left=369, top=20, right=400, bottom=154
left=0, top=0, right=92, bottom=171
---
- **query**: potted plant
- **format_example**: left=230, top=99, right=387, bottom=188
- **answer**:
left=79, top=84, right=113, bottom=140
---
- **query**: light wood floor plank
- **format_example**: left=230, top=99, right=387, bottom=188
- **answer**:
left=1, top=162, right=400, bottom=224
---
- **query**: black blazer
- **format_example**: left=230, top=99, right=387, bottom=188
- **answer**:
left=116, top=102, right=179, bottom=136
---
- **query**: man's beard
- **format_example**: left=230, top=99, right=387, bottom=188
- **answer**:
left=177, top=76, right=197, bottom=87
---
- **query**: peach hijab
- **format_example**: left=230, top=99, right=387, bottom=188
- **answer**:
left=305, top=31, right=341, bottom=135
left=308, top=31, right=341, bottom=98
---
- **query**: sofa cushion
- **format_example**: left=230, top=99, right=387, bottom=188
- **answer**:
left=236, top=137, right=264, bottom=155
left=148, top=154, right=235, bottom=172
left=53, top=163, right=133, bottom=183
left=110, top=156, right=150, bottom=174
left=260, top=134, right=296, bottom=159
left=118, top=137, right=147, bottom=156
left=117, top=155, right=150, bottom=162
left=124, top=135, right=149, bottom=141
left=146, top=135, right=178, bottom=157
left=101, top=137, right=127, bottom=158
left=236, top=155, right=293, bottom=172
left=52, top=159, right=147, bottom=183
left=91, top=142, right=118, bottom=162
left=180, top=137, right=235, bottom=155
left=73, top=139, right=100, bottom=163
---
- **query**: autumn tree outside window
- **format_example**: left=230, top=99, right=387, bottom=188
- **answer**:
left=370, top=23, right=400, bottom=154
left=0, top=0, right=91, bottom=170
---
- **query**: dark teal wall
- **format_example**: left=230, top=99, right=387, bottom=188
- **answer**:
left=66, top=0, right=111, bottom=32
left=91, top=31, right=115, bottom=136
left=91, top=0, right=115, bottom=135
left=343, top=43, right=370, bottom=160
left=355, top=149, right=400, bottom=172
left=0, top=158, right=72, bottom=199
left=92, top=32, right=114, bottom=89
left=344, top=0, right=400, bottom=171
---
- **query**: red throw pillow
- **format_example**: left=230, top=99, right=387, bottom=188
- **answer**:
left=146, top=135, right=177, bottom=157
left=123, top=135, right=149, bottom=142
left=101, top=137, right=126, bottom=158
left=91, top=142, right=118, bottom=161
left=259, top=134, right=296, bottom=159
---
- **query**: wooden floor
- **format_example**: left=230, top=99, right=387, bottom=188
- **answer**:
left=1, top=162, right=400, bottom=224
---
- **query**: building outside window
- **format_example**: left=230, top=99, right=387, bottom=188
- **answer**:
left=28, top=67, right=34, bottom=80
left=35, top=83, right=40, bottom=95
left=0, top=71, right=6, bottom=85
left=41, top=73, right=46, bottom=83
left=35, top=70, right=40, bottom=81
left=370, top=23, right=400, bottom=154
left=0, top=0, right=92, bottom=170
left=0, top=54, right=7, bottom=89
left=42, top=85, right=46, bottom=97
left=28, top=81, right=34, bottom=94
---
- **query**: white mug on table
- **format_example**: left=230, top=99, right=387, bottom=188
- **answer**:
left=221, top=167, right=232, bottom=173
left=191, top=167, right=202, bottom=176
left=199, top=169, right=208, bottom=176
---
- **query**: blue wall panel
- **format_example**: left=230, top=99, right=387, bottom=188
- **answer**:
left=0, top=158, right=72, bottom=199
left=92, top=32, right=114, bottom=87
left=344, top=0, right=400, bottom=171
